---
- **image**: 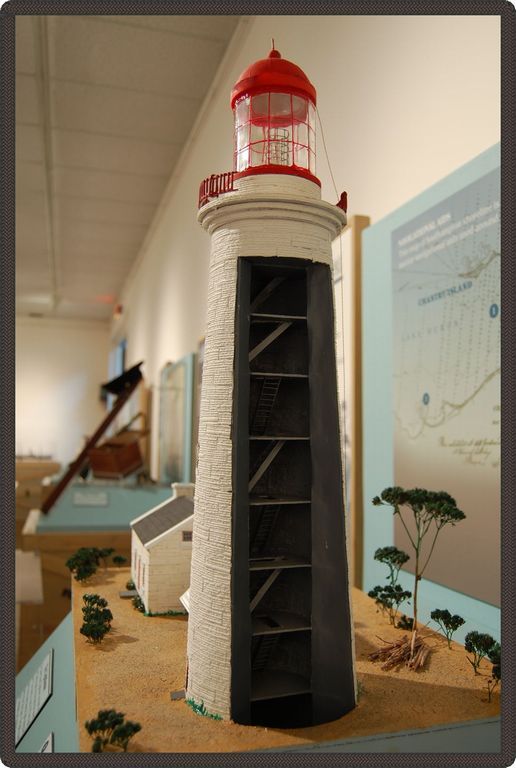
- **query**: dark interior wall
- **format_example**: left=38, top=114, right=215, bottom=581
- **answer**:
left=231, top=258, right=252, bottom=724
left=307, top=261, right=356, bottom=723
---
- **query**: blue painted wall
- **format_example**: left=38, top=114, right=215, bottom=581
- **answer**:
left=361, top=144, right=501, bottom=643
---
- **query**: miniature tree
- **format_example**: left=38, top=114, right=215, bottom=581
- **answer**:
left=65, top=546, right=121, bottom=581
left=371, top=487, right=465, bottom=667
left=430, top=608, right=465, bottom=649
left=112, top=555, right=128, bottom=567
left=95, top=547, right=115, bottom=568
left=368, top=546, right=411, bottom=625
left=80, top=594, right=113, bottom=644
left=85, top=709, right=141, bottom=752
left=486, top=642, right=501, bottom=702
left=464, top=631, right=498, bottom=675
left=65, top=548, right=98, bottom=582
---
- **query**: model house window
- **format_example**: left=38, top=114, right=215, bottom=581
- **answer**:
left=182, top=531, right=193, bottom=542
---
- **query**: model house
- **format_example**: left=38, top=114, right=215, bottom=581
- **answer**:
left=130, top=483, right=194, bottom=614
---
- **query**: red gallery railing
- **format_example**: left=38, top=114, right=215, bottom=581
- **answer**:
left=198, top=171, right=236, bottom=208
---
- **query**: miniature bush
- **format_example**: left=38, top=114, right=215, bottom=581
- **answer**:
left=126, top=579, right=135, bottom=590
left=430, top=608, right=465, bottom=649
left=112, top=555, right=128, bottom=567
left=368, top=584, right=412, bottom=626
left=372, top=487, right=465, bottom=664
left=80, top=594, right=113, bottom=644
left=65, top=546, right=120, bottom=582
left=185, top=698, right=222, bottom=720
left=464, top=631, right=498, bottom=675
left=486, top=642, right=501, bottom=702
left=65, top=548, right=98, bottom=582
left=132, top=595, right=145, bottom=613
left=85, top=709, right=141, bottom=752
left=368, top=546, right=411, bottom=626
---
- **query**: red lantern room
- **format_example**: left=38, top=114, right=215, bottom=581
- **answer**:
left=230, top=46, right=319, bottom=185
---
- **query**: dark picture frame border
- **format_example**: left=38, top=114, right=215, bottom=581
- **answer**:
left=1, top=1, right=514, bottom=766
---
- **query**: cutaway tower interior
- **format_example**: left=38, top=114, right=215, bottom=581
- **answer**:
left=232, top=258, right=355, bottom=728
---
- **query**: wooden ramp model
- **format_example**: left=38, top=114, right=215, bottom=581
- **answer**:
left=40, top=362, right=144, bottom=514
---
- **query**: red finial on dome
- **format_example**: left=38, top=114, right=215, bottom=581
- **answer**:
left=269, top=39, right=281, bottom=59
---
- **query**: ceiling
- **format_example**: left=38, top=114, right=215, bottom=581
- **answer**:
left=15, top=14, right=241, bottom=322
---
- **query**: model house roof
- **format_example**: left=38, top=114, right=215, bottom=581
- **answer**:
left=132, top=495, right=193, bottom=546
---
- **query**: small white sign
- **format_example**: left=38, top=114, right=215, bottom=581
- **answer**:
left=39, top=732, right=54, bottom=752
left=73, top=490, right=109, bottom=507
left=16, top=650, right=53, bottom=746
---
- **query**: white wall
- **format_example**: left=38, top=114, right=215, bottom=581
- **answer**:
left=16, top=317, right=110, bottom=466
left=112, top=15, right=500, bottom=474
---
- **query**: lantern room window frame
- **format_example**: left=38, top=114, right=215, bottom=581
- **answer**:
left=233, top=91, right=318, bottom=184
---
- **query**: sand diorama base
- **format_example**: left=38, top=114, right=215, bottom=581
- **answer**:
left=72, top=568, right=499, bottom=753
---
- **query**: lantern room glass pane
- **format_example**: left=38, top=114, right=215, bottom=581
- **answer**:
left=236, top=125, right=249, bottom=153
left=236, top=149, right=249, bottom=172
left=294, top=144, right=308, bottom=169
left=295, top=121, right=308, bottom=147
left=308, top=102, right=316, bottom=132
left=251, top=93, right=269, bottom=122
left=235, top=96, right=250, bottom=129
left=250, top=142, right=266, bottom=166
left=308, top=126, right=316, bottom=153
left=308, top=149, right=316, bottom=174
left=292, top=95, right=309, bottom=123
left=269, top=92, right=292, bottom=120
left=250, top=123, right=265, bottom=144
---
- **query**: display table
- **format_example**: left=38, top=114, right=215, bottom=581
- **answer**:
left=70, top=569, right=500, bottom=754
left=19, top=482, right=172, bottom=666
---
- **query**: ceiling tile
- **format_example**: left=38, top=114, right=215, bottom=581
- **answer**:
left=59, top=236, right=138, bottom=264
left=54, top=300, right=112, bottom=321
left=49, top=16, right=226, bottom=99
left=58, top=218, right=147, bottom=248
left=16, top=15, right=37, bottom=74
left=99, top=15, right=240, bottom=42
left=17, top=124, right=45, bottom=163
left=55, top=196, right=156, bottom=228
left=52, top=79, right=200, bottom=143
left=52, top=128, right=180, bottom=177
left=53, top=166, right=167, bottom=205
left=16, top=74, right=41, bottom=124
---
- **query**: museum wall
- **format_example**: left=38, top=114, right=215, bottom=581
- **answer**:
left=16, top=317, right=110, bottom=466
left=111, top=14, right=500, bottom=476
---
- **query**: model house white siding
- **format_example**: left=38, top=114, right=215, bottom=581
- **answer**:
left=130, top=483, right=194, bottom=614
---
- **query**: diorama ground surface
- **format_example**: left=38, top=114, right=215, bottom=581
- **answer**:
left=72, top=568, right=499, bottom=753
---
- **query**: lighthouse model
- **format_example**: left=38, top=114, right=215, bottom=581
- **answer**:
left=186, top=47, right=356, bottom=727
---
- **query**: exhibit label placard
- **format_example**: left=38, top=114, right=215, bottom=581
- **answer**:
left=15, top=650, right=54, bottom=746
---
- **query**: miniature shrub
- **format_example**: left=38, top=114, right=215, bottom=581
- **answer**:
left=185, top=698, right=222, bottom=720
left=464, top=631, right=498, bottom=675
left=65, top=546, right=120, bottom=582
left=368, top=584, right=411, bottom=626
left=80, top=594, right=113, bottom=644
left=85, top=709, right=141, bottom=752
left=486, top=643, right=501, bottom=702
left=368, top=546, right=411, bottom=626
left=132, top=595, right=146, bottom=613
left=112, top=555, right=128, bottom=567
left=126, top=579, right=135, bottom=590
left=430, top=608, right=465, bottom=649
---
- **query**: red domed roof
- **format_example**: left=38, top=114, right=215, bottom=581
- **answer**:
left=230, top=47, right=316, bottom=108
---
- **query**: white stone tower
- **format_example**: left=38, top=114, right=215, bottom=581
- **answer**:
left=186, top=47, right=355, bottom=727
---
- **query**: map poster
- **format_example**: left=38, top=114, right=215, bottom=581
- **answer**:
left=392, top=167, right=500, bottom=607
